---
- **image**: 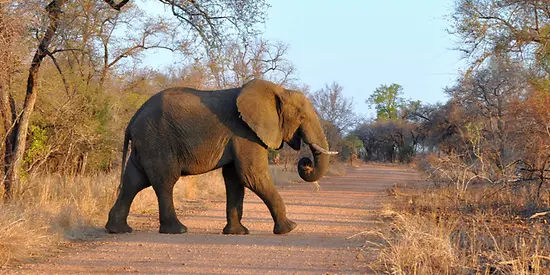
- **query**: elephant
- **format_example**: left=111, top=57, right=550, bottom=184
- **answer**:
left=105, top=79, right=337, bottom=235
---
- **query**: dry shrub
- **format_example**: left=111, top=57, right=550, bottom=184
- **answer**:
left=368, top=183, right=550, bottom=274
left=375, top=210, right=458, bottom=274
left=0, top=204, right=58, bottom=266
left=0, top=169, right=227, bottom=266
left=270, top=165, right=301, bottom=186
left=327, top=161, right=347, bottom=176
left=184, top=170, right=226, bottom=200
left=0, top=173, right=118, bottom=265
left=130, top=170, right=226, bottom=214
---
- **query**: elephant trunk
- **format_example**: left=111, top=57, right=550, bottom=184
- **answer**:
left=297, top=126, right=338, bottom=182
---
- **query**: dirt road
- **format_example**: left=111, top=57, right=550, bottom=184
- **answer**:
left=9, top=164, right=421, bottom=274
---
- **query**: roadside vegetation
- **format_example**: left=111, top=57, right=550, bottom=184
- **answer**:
left=355, top=1, right=550, bottom=273
left=371, top=161, right=550, bottom=274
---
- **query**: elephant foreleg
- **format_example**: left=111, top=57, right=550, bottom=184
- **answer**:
left=106, top=156, right=150, bottom=233
left=222, top=164, right=249, bottom=235
left=246, top=179, right=297, bottom=234
left=233, top=145, right=297, bottom=234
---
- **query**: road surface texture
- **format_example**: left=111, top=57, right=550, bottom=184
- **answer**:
left=7, top=164, right=421, bottom=274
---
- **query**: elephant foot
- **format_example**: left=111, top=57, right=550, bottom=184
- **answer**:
left=159, top=221, right=188, bottom=234
left=273, top=219, right=297, bottom=234
left=222, top=223, right=250, bottom=235
left=105, top=221, right=133, bottom=234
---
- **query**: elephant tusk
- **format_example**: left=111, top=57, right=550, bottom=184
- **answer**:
left=311, top=143, right=339, bottom=155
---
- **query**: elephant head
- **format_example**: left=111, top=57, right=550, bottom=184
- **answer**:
left=237, top=79, right=337, bottom=182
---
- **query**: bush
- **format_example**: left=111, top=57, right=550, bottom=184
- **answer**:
left=0, top=173, right=118, bottom=265
left=270, top=165, right=301, bottom=186
left=178, top=170, right=225, bottom=201
left=0, top=169, right=231, bottom=266
left=327, top=161, right=347, bottom=176
left=367, top=182, right=550, bottom=274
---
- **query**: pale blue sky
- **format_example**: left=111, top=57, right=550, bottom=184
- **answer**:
left=142, top=0, right=465, bottom=118
left=262, top=0, right=464, bottom=118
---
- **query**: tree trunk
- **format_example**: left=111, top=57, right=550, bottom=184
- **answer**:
left=1, top=92, right=16, bottom=200
left=79, top=152, right=88, bottom=174
left=3, top=0, right=67, bottom=200
left=0, top=3, right=18, bottom=200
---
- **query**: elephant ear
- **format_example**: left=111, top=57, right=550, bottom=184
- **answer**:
left=237, top=79, right=283, bottom=149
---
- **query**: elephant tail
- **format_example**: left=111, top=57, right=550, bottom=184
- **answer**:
left=118, top=128, right=131, bottom=192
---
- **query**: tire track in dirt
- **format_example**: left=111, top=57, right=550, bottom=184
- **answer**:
left=7, top=164, right=421, bottom=275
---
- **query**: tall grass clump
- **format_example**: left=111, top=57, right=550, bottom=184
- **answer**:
left=0, top=161, right=344, bottom=265
left=0, top=168, right=234, bottom=266
left=269, top=165, right=302, bottom=186
left=0, top=173, right=118, bottom=265
left=327, top=161, right=347, bottom=176
left=365, top=155, right=550, bottom=274
left=269, top=163, right=343, bottom=191
left=375, top=210, right=459, bottom=274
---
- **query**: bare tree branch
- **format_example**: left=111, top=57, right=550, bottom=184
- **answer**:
left=103, top=0, right=130, bottom=11
left=44, top=49, right=70, bottom=95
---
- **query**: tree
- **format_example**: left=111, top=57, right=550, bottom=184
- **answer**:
left=341, top=134, right=363, bottom=164
left=445, top=58, right=527, bottom=168
left=309, top=82, right=359, bottom=134
left=0, top=0, right=271, bottom=199
left=1, top=0, right=69, bottom=200
left=355, top=88, right=426, bottom=163
left=451, top=0, right=550, bottom=73
left=0, top=2, right=27, bottom=198
left=404, top=102, right=461, bottom=154
left=207, top=38, right=295, bottom=89
left=24, top=1, right=184, bottom=176
left=354, top=120, right=419, bottom=163
left=367, top=83, right=406, bottom=120
left=512, top=84, right=550, bottom=197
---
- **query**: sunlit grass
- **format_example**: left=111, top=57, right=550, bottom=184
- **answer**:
left=0, top=173, right=117, bottom=265
left=0, top=161, right=343, bottom=266
left=366, top=183, right=550, bottom=274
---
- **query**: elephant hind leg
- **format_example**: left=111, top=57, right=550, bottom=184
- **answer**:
left=222, top=164, right=249, bottom=235
left=148, top=167, right=187, bottom=234
left=106, top=156, right=151, bottom=233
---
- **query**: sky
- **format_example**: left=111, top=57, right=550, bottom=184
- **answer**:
left=261, top=0, right=465, bottom=118
left=142, top=0, right=465, bottom=119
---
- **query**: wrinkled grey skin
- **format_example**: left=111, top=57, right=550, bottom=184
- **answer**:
left=105, top=79, right=336, bottom=235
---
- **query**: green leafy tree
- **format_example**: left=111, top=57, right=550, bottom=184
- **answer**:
left=0, top=0, right=272, bottom=199
left=340, top=134, right=363, bottom=163
left=367, top=84, right=405, bottom=120
left=23, top=125, right=51, bottom=175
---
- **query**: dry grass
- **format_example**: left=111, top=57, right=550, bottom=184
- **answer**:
left=130, top=169, right=226, bottom=214
left=0, top=169, right=229, bottom=266
left=374, top=210, right=458, bottom=274
left=327, top=161, right=347, bottom=176
left=0, top=173, right=118, bottom=266
left=270, top=165, right=302, bottom=186
left=269, top=163, right=343, bottom=191
left=181, top=170, right=226, bottom=201
left=0, top=162, right=342, bottom=266
left=366, top=183, right=550, bottom=274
